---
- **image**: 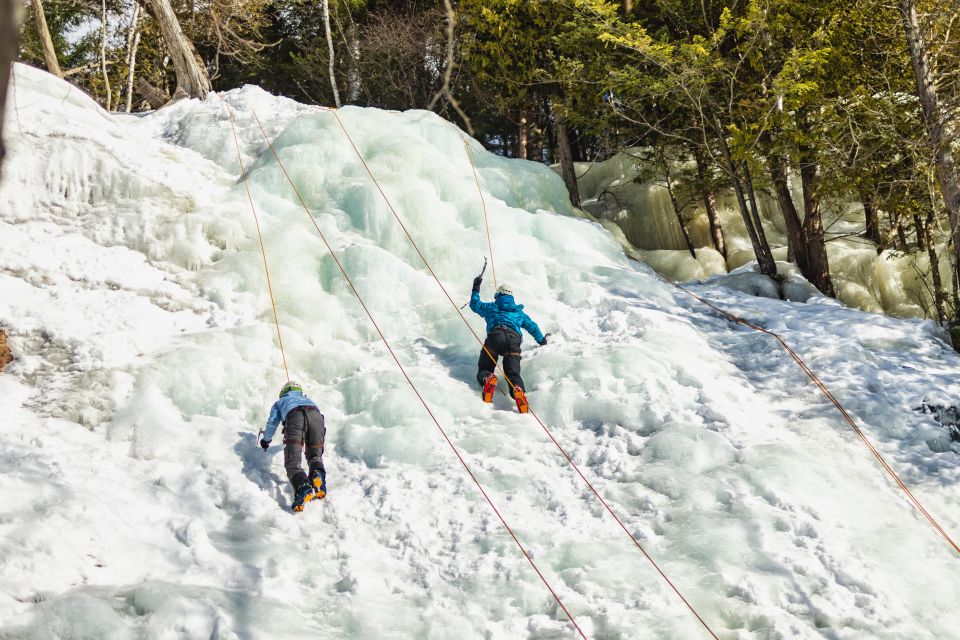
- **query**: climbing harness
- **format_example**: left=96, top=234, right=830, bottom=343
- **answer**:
left=247, top=109, right=588, bottom=639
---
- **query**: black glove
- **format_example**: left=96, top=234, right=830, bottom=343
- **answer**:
left=259, top=438, right=271, bottom=450
left=538, top=333, right=550, bottom=346
left=472, top=276, right=482, bottom=292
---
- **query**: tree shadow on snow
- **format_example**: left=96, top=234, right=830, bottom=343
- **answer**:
left=234, top=431, right=288, bottom=509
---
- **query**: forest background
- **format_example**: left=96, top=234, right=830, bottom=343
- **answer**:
left=4, top=0, right=960, bottom=325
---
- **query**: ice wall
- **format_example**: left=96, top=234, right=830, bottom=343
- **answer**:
left=1, top=65, right=959, bottom=640
left=575, top=151, right=954, bottom=318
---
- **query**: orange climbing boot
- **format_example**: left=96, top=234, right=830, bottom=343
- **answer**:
left=481, top=373, right=498, bottom=403
left=291, top=482, right=315, bottom=513
left=309, top=468, right=326, bottom=500
left=513, top=388, right=529, bottom=414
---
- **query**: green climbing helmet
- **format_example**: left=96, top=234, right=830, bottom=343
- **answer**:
left=279, top=380, right=303, bottom=398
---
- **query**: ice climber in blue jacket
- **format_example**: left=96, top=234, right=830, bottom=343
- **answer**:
left=469, top=277, right=547, bottom=413
left=260, top=381, right=327, bottom=512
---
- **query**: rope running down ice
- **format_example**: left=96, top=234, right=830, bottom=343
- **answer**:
left=326, top=108, right=721, bottom=640
left=446, top=105, right=957, bottom=560
left=666, top=279, right=960, bottom=556
left=248, top=109, right=588, bottom=640
left=222, top=101, right=290, bottom=381
left=460, top=134, right=497, bottom=289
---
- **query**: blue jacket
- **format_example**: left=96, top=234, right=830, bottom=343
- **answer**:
left=469, top=292, right=545, bottom=344
left=263, top=391, right=319, bottom=441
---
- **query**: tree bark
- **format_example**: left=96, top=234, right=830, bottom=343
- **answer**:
left=345, top=21, right=361, bottom=102
left=663, top=161, right=696, bottom=258
left=134, top=77, right=169, bottom=110
left=953, top=261, right=960, bottom=321
left=769, top=153, right=809, bottom=272
left=322, top=0, right=340, bottom=107
left=798, top=146, right=836, bottom=297
left=143, top=0, right=210, bottom=100
left=124, top=3, right=142, bottom=112
left=742, top=162, right=776, bottom=266
left=32, top=0, right=62, bottom=78
left=99, top=0, right=111, bottom=110
left=861, top=190, right=882, bottom=251
left=695, top=147, right=725, bottom=258
left=554, top=110, right=581, bottom=208
left=518, top=109, right=529, bottom=160
left=923, top=207, right=946, bottom=323
left=716, top=124, right=777, bottom=277
left=0, top=0, right=23, bottom=180
left=913, top=214, right=926, bottom=249
left=901, top=0, right=960, bottom=293
left=893, top=210, right=909, bottom=250
left=428, top=0, right=473, bottom=134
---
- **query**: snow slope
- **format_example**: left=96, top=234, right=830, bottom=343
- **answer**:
left=1, top=64, right=959, bottom=640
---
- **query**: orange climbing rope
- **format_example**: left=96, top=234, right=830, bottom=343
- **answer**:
left=326, top=109, right=721, bottom=640
left=222, top=102, right=290, bottom=381
left=460, top=135, right=497, bottom=288
left=248, top=110, right=587, bottom=639
left=668, top=280, right=960, bottom=556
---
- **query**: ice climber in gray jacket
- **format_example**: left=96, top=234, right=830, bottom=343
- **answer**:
left=260, top=381, right=327, bottom=512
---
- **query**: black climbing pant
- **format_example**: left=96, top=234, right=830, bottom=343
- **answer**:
left=282, top=406, right=326, bottom=489
left=476, top=327, right=524, bottom=398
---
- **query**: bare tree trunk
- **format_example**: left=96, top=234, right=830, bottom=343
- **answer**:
left=902, top=0, right=960, bottom=296
left=663, top=162, right=696, bottom=258
left=32, top=0, right=63, bottom=78
left=428, top=0, right=473, bottom=134
left=134, top=77, right=169, bottom=110
left=345, top=21, right=361, bottom=102
left=0, top=0, right=23, bottom=180
left=123, top=3, right=141, bottom=112
left=861, top=190, right=882, bottom=251
left=518, top=109, right=529, bottom=160
left=536, top=110, right=548, bottom=161
left=143, top=0, right=210, bottom=100
left=798, top=148, right=836, bottom=297
left=322, top=0, right=340, bottom=107
left=742, top=161, right=778, bottom=271
left=770, top=153, right=808, bottom=271
left=923, top=207, right=946, bottom=323
left=893, top=211, right=909, bottom=250
left=99, top=0, right=112, bottom=110
left=953, top=261, right=960, bottom=320
left=695, top=147, right=725, bottom=258
left=555, top=111, right=581, bottom=208
left=715, top=127, right=776, bottom=276
left=913, top=213, right=926, bottom=249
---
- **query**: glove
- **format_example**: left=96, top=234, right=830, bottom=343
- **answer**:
left=472, top=276, right=483, bottom=292
left=259, top=438, right=271, bottom=450
left=538, top=332, right=551, bottom=346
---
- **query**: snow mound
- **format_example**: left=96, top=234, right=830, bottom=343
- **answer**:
left=2, top=64, right=960, bottom=639
left=701, top=262, right=828, bottom=303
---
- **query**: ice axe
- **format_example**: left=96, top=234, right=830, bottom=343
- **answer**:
left=460, top=257, right=488, bottom=309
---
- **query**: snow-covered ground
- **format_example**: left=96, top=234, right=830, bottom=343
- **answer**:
left=1, top=64, right=959, bottom=640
